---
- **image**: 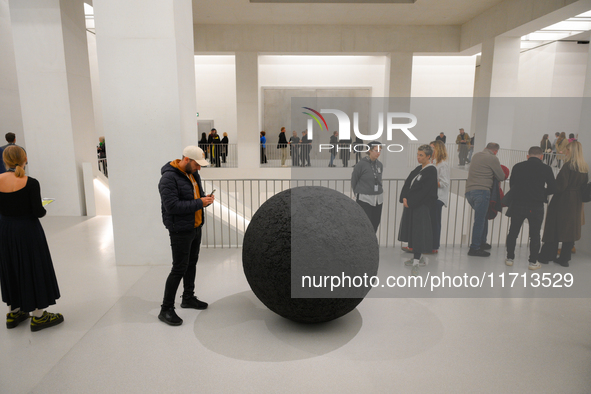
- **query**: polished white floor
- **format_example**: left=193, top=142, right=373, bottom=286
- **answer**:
left=2, top=216, right=591, bottom=393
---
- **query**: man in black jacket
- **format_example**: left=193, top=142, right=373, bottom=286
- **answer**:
left=505, top=146, right=556, bottom=270
left=157, top=146, right=215, bottom=326
left=278, top=127, right=289, bottom=166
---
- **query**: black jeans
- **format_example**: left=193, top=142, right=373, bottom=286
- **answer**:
left=506, top=203, right=544, bottom=263
left=162, top=227, right=202, bottom=309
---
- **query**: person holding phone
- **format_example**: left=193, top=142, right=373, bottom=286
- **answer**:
left=158, top=146, right=215, bottom=326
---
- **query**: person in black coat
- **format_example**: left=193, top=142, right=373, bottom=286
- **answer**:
left=208, top=128, right=221, bottom=167
left=221, top=132, right=229, bottom=164
left=157, top=146, right=215, bottom=326
left=289, top=131, right=300, bottom=166
left=198, top=132, right=208, bottom=159
left=301, top=130, right=311, bottom=166
left=339, top=137, right=352, bottom=167
left=329, top=131, right=338, bottom=167
left=505, top=146, right=556, bottom=269
left=277, top=127, right=289, bottom=166
left=435, top=132, right=446, bottom=144
left=398, top=144, right=438, bottom=270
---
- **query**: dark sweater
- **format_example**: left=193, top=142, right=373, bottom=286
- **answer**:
left=510, top=157, right=557, bottom=204
left=0, top=177, right=46, bottom=218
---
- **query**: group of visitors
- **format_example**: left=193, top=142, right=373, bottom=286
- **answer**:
left=349, top=132, right=588, bottom=273
left=199, top=128, right=228, bottom=167
left=540, top=132, right=577, bottom=169
left=1, top=127, right=587, bottom=330
left=261, top=129, right=313, bottom=166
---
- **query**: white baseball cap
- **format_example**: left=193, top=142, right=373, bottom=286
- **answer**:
left=183, top=146, right=209, bottom=166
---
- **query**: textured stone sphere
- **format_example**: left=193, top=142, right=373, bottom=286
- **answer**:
left=242, top=186, right=379, bottom=323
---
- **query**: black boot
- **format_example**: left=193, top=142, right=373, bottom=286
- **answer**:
left=158, top=307, right=183, bottom=326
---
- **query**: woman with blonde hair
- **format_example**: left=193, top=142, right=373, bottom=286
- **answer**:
left=538, top=141, right=589, bottom=267
left=0, top=146, right=63, bottom=331
left=555, top=132, right=568, bottom=169
left=428, top=140, right=450, bottom=253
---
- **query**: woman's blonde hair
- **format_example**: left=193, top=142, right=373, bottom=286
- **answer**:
left=3, top=145, right=26, bottom=178
left=430, top=140, right=448, bottom=164
left=565, top=141, right=589, bottom=173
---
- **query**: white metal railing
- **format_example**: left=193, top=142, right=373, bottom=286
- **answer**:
left=201, top=178, right=531, bottom=250
left=199, top=143, right=238, bottom=168
left=260, top=143, right=363, bottom=168
left=98, top=158, right=108, bottom=177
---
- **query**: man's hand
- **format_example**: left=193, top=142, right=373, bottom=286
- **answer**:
left=201, top=195, right=215, bottom=207
left=403, top=198, right=409, bottom=208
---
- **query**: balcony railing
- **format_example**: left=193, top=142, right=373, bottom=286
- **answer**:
left=199, top=143, right=238, bottom=168
left=201, top=178, right=531, bottom=250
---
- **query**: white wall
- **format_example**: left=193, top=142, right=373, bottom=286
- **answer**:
left=518, top=41, right=589, bottom=98
left=194, top=55, right=237, bottom=143
left=0, top=0, right=24, bottom=146
left=411, top=56, right=477, bottom=97
left=511, top=41, right=589, bottom=151
left=259, top=55, right=388, bottom=129
left=551, top=41, right=589, bottom=97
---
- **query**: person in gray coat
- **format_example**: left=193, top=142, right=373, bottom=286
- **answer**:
left=351, top=141, right=383, bottom=232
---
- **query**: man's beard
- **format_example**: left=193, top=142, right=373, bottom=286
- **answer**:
left=184, top=162, right=194, bottom=174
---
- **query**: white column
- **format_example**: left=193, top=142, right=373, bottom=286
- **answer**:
left=384, top=53, right=413, bottom=169
left=235, top=52, right=260, bottom=169
left=578, top=41, right=591, bottom=254
left=0, top=0, right=24, bottom=144
left=9, top=0, right=96, bottom=216
left=94, top=0, right=197, bottom=265
left=472, top=36, right=521, bottom=151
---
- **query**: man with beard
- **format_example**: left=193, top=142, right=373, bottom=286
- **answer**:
left=157, top=146, right=215, bottom=326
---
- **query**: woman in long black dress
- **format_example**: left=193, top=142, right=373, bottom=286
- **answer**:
left=0, top=146, right=63, bottom=331
left=538, top=141, right=588, bottom=267
left=398, top=144, right=438, bottom=271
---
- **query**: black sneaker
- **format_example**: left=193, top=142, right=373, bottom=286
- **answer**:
left=30, top=311, right=64, bottom=332
left=6, top=311, right=30, bottom=329
left=481, top=243, right=492, bottom=250
left=158, top=307, right=183, bottom=326
left=180, top=296, right=208, bottom=310
left=468, top=248, right=490, bottom=257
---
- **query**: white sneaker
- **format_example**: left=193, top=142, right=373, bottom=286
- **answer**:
left=529, top=262, right=541, bottom=270
left=404, top=257, right=427, bottom=267
left=505, top=258, right=514, bottom=266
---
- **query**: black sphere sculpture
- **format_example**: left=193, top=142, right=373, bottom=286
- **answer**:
left=242, top=186, right=379, bottom=323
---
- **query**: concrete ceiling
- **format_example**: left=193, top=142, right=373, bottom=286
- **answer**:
left=192, top=0, right=505, bottom=26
